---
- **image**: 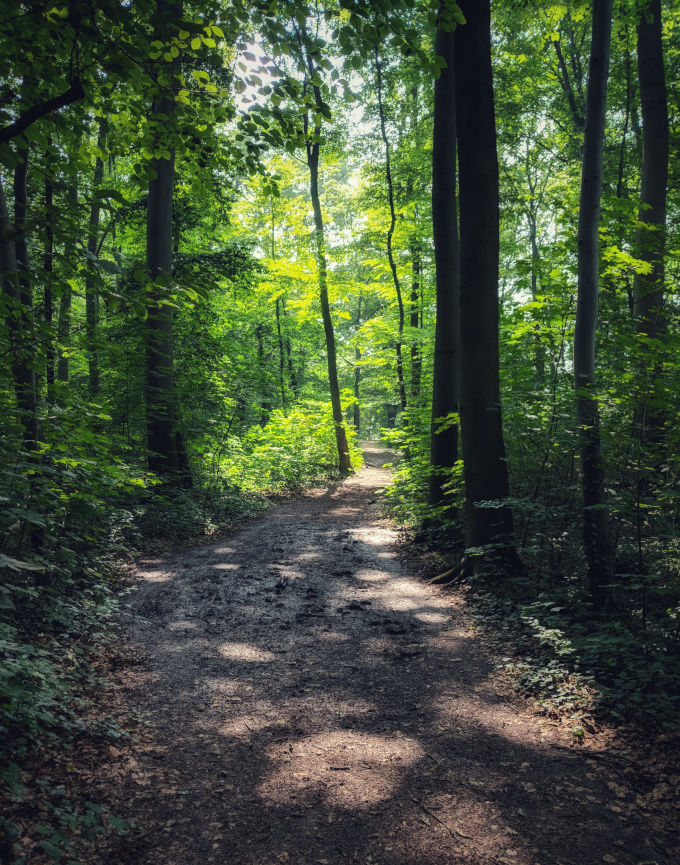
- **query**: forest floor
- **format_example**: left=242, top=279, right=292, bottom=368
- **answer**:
left=68, top=443, right=678, bottom=865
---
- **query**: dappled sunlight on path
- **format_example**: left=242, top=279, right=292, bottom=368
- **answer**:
left=95, top=442, right=676, bottom=865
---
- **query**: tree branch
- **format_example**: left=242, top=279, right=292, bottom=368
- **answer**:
left=0, top=79, right=85, bottom=145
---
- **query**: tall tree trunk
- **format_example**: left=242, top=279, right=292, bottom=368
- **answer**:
left=307, top=139, right=351, bottom=474
left=275, top=298, right=287, bottom=411
left=281, top=298, right=299, bottom=398
left=146, top=133, right=177, bottom=475
left=409, top=239, right=422, bottom=403
left=57, top=172, right=78, bottom=384
left=145, top=1, right=189, bottom=484
left=13, top=140, right=38, bottom=449
left=44, top=154, right=55, bottom=402
left=574, top=0, right=613, bottom=598
left=429, top=18, right=460, bottom=514
left=374, top=48, right=407, bottom=413
left=301, top=32, right=351, bottom=475
left=85, top=119, right=106, bottom=396
left=455, top=0, right=517, bottom=564
left=0, top=175, right=36, bottom=449
left=255, top=322, right=272, bottom=424
left=633, top=0, right=668, bottom=443
left=354, top=295, right=362, bottom=434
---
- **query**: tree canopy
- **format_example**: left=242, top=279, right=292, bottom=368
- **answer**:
left=2, top=0, right=680, bottom=857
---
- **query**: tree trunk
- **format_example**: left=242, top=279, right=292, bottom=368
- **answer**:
left=85, top=119, right=106, bottom=396
left=44, top=154, right=55, bottom=402
left=429, top=19, right=460, bottom=514
left=145, top=1, right=189, bottom=484
left=354, top=295, right=362, bottom=434
left=633, top=0, right=668, bottom=443
left=409, top=239, right=422, bottom=403
left=375, top=48, right=407, bottom=413
left=0, top=175, right=36, bottom=449
left=307, top=140, right=351, bottom=474
left=57, top=173, right=78, bottom=384
left=13, top=140, right=38, bottom=449
left=574, top=0, right=613, bottom=598
left=146, top=134, right=178, bottom=475
left=455, top=0, right=517, bottom=564
left=255, top=322, right=272, bottom=424
left=275, top=298, right=287, bottom=411
left=281, top=298, right=299, bottom=398
left=301, top=32, right=351, bottom=475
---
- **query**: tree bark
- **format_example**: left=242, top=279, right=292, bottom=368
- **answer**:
left=354, top=295, right=362, bottom=434
left=57, top=168, right=78, bottom=385
left=632, top=0, right=668, bottom=443
left=146, top=130, right=178, bottom=475
left=574, top=0, right=613, bottom=598
left=145, top=0, right=190, bottom=484
left=429, top=19, right=460, bottom=514
left=275, top=298, right=287, bottom=411
left=13, top=140, right=38, bottom=449
left=85, top=119, right=106, bottom=396
left=0, top=174, right=36, bottom=449
left=375, top=48, right=407, bottom=413
left=409, top=239, right=422, bottom=403
left=455, top=0, right=517, bottom=563
left=307, top=139, right=351, bottom=474
left=44, top=152, right=55, bottom=401
left=301, top=32, right=351, bottom=475
left=281, top=298, right=298, bottom=398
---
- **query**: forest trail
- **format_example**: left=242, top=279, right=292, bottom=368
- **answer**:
left=95, top=444, right=676, bottom=865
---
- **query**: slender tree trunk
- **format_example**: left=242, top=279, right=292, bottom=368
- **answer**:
left=409, top=239, right=422, bottom=403
left=57, top=174, right=77, bottom=384
left=552, top=36, right=586, bottom=141
left=44, top=154, right=55, bottom=402
left=13, top=140, right=38, bottom=449
left=85, top=119, right=106, bottom=396
left=616, top=30, right=633, bottom=199
left=300, top=30, right=351, bottom=474
left=633, top=0, right=668, bottom=443
left=455, top=0, right=517, bottom=564
left=429, top=19, right=460, bottom=513
left=354, top=295, right=362, bottom=434
left=271, top=206, right=287, bottom=412
left=281, top=298, right=299, bottom=398
left=0, top=175, right=36, bottom=448
left=275, top=298, right=287, bottom=411
left=574, top=0, right=613, bottom=598
left=255, top=322, right=272, bottom=424
left=526, top=206, right=546, bottom=382
left=374, top=48, right=407, bottom=413
left=307, top=139, right=351, bottom=473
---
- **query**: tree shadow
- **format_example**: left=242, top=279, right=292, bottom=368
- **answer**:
left=114, top=460, right=675, bottom=865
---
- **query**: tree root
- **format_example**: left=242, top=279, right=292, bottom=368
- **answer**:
left=427, top=556, right=471, bottom=586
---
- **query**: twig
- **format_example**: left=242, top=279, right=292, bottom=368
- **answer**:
left=410, top=796, right=471, bottom=840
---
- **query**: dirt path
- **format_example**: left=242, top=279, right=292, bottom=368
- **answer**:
left=97, top=444, right=676, bottom=865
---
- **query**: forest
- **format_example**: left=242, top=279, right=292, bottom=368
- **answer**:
left=1, top=0, right=679, bottom=862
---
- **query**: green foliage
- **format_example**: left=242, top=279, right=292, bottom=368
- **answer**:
left=233, top=403, right=363, bottom=492
left=382, top=407, right=463, bottom=531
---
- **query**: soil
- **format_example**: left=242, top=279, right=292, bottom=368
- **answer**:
left=81, top=443, right=678, bottom=865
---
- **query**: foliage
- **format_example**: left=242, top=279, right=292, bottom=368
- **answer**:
left=1, top=0, right=680, bottom=856
left=231, top=402, right=364, bottom=492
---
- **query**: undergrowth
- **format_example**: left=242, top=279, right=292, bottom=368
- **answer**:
left=1, top=401, right=359, bottom=863
left=383, top=414, right=680, bottom=733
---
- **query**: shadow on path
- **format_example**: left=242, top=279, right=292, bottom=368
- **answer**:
left=99, top=443, right=676, bottom=865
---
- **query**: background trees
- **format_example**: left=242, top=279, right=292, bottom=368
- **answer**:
left=2, top=1, right=680, bottom=852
